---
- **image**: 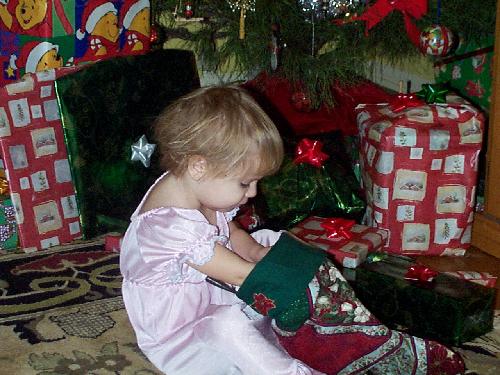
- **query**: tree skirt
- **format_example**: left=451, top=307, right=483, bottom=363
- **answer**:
left=0, top=242, right=497, bottom=374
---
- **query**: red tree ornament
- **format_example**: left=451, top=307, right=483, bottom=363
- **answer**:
left=290, top=90, right=312, bottom=112
left=184, top=2, right=194, bottom=18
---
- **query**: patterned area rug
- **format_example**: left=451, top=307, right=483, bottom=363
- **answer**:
left=0, top=242, right=498, bottom=374
left=0, top=240, right=160, bottom=374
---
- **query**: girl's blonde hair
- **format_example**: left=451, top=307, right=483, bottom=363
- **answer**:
left=154, top=85, right=284, bottom=177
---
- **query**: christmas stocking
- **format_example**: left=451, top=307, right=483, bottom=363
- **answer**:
left=237, top=232, right=465, bottom=375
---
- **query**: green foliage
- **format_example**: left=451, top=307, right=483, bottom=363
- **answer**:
left=154, top=1, right=497, bottom=107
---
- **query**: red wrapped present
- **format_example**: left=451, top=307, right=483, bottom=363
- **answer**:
left=356, top=93, right=485, bottom=255
left=0, top=67, right=83, bottom=252
left=443, top=271, right=497, bottom=288
left=290, top=216, right=388, bottom=268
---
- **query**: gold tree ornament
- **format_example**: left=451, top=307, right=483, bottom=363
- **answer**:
left=227, top=0, right=256, bottom=39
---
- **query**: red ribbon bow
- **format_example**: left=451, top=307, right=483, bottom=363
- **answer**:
left=351, top=0, right=427, bottom=48
left=390, top=93, right=425, bottom=112
left=293, top=138, right=329, bottom=168
left=405, top=264, right=439, bottom=283
left=321, top=218, right=356, bottom=240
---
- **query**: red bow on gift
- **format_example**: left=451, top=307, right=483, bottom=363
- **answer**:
left=293, top=138, right=329, bottom=168
left=321, top=218, right=356, bottom=240
left=350, top=0, right=427, bottom=48
left=389, top=93, right=425, bottom=112
left=405, top=264, right=439, bottom=283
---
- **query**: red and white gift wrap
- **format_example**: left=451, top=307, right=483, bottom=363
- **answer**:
left=0, top=67, right=82, bottom=252
left=356, top=94, right=484, bottom=255
left=290, top=216, right=389, bottom=268
left=443, top=271, right=497, bottom=288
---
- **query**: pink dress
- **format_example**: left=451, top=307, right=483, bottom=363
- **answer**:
left=120, top=174, right=322, bottom=375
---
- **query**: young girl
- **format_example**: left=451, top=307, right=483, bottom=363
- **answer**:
left=120, top=86, right=465, bottom=375
left=120, top=85, right=321, bottom=374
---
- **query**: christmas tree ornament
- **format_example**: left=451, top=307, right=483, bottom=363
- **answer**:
left=290, top=90, right=312, bottom=112
left=184, top=1, right=193, bottom=18
left=419, top=24, right=456, bottom=57
left=149, top=24, right=167, bottom=49
left=270, top=22, right=282, bottom=71
left=416, top=83, right=449, bottom=104
left=227, top=0, right=256, bottom=40
left=131, top=135, right=156, bottom=167
left=150, top=25, right=159, bottom=43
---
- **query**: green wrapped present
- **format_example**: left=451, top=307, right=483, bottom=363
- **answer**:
left=55, top=49, right=200, bottom=238
left=350, top=254, right=495, bottom=346
left=259, top=134, right=365, bottom=230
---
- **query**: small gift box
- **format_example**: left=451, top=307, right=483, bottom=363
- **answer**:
left=444, top=271, right=497, bottom=288
left=290, top=216, right=388, bottom=268
left=260, top=136, right=365, bottom=230
left=351, top=253, right=495, bottom=346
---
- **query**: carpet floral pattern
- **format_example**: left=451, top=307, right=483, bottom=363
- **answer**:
left=0, top=241, right=497, bottom=374
left=0, top=241, right=161, bottom=374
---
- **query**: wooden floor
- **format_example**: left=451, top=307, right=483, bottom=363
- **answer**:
left=416, top=247, right=500, bottom=309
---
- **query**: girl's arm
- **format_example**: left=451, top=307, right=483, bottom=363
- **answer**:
left=228, top=221, right=270, bottom=262
left=188, top=242, right=255, bottom=286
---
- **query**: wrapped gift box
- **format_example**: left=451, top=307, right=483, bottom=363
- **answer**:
left=352, top=254, right=495, bottom=346
left=1, top=0, right=151, bottom=86
left=0, top=67, right=82, bottom=252
left=259, top=134, right=365, bottom=230
left=55, top=49, right=200, bottom=238
left=290, top=216, right=388, bottom=268
left=356, top=93, right=485, bottom=255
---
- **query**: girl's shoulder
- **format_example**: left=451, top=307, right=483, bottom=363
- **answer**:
left=134, top=206, right=206, bottom=224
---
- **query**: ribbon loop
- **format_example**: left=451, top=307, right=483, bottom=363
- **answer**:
left=416, top=84, right=449, bottom=104
left=293, top=138, right=329, bottom=168
left=390, top=93, right=425, bottom=112
left=351, top=0, right=428, bottom=47
left=320, top=217, right=355, bottom=240
left=405, top=264, right=439, bottom=283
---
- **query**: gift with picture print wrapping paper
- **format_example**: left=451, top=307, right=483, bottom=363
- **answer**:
left=355, top=93, right=484, bottom=255
left=0, top=0, right=151, bottom=87
left=0, top=67, right=82, bottom=252
left=290, top=215, right=388, bottom=268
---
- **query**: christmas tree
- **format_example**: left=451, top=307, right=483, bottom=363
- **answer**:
left=152, top=1, right=496, bottom=107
